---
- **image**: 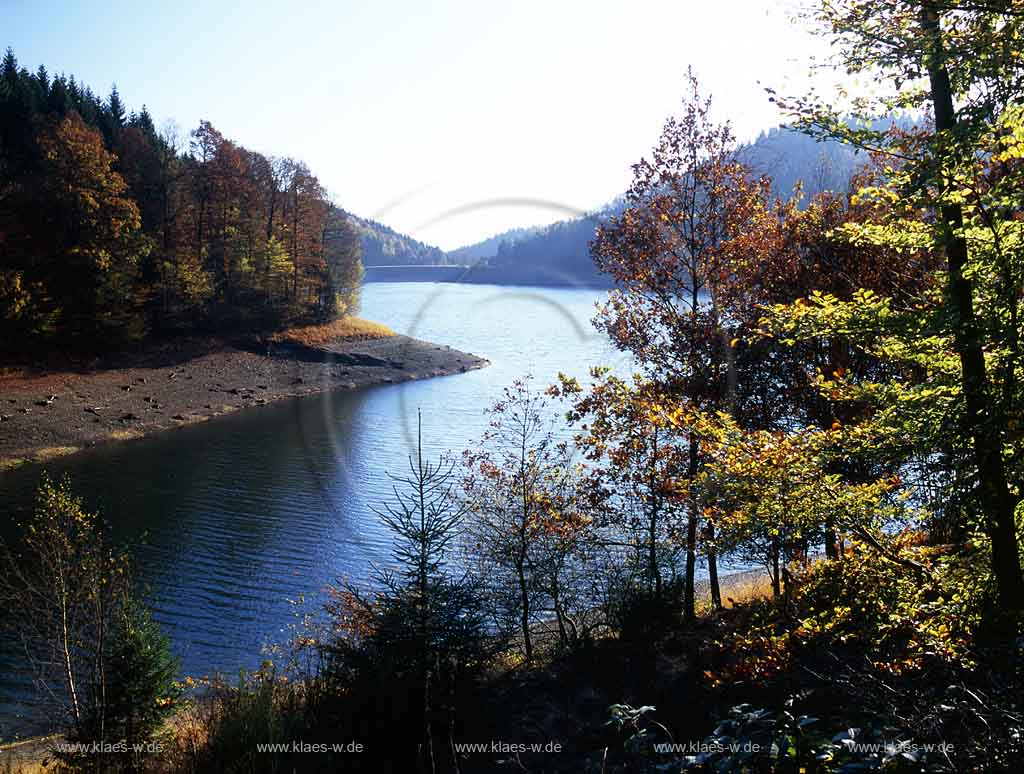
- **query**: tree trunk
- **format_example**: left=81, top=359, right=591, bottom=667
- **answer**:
left=770, top=537, right=781, bottom=600
left=422, top=659, right=435, bottom=774
left=649, top=508, right=662, bottom=600
left=921, top=3, right=1024, bottom=611
left=824, top=523, right=839, bottom=560
left=517, top=558, right=533, bottom=664
left=706, top=522, right=722, bottom=611
left=57, top=566, right=81, bottom=729
left=552, top=584, right=568, bottom=648
left=683, top=437, right=699, bottom=621
left=648, top=427, right=664, bottom=599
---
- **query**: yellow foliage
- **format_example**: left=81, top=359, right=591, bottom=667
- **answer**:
left=270, top=317, right=394, bottom=347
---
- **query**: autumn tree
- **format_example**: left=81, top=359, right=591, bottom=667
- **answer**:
left=774, top=0, right=1024, bottom=610
left=1, top=50, right=362, bottom=347
left=688, top=408, right=915, bottom=601
left=714, top=166, right=943, bottom=557
left=322, top=207, right=364, bottom=319
left=590, top=71, right=773, bottom=618
left=33, top=112, right=147, bottom=339
left=553, top=372, right=693, bottom=614
left=462, top=377, right=587, bottom=661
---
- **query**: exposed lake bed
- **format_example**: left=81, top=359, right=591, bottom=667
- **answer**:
left=0, top=331, right=488, bottom=471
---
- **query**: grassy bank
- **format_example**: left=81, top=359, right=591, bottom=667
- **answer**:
left=268, top=317, right=394, bottom=347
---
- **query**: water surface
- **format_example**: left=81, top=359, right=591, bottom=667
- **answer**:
left=0, top=282, right=631, bottom=735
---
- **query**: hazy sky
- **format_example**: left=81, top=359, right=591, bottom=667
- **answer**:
left=6, top=0, right=830, bottom=250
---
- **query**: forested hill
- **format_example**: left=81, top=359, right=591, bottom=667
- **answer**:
left=345, top=213, right=449, bottom=266
left=446, top=225, right=540, bottom=264
left=460, top=212, right=617, bottom=287
left=445, top=127, right=868, bottom=287
left=0, top=48, right=362, bottom=350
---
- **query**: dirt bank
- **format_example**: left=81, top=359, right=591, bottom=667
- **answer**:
left=0, top=335, right=489, bottom=470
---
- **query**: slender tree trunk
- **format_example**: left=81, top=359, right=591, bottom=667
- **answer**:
left=649, top=513, right=661, bottom=599
left=422, top=659, right=435, bottom=774
left=517, top=433, right=534, bottom=664
left=770, top=538, right=781, bottom=600
left=824, top=523, right=839, bottom=560
left=291, top=189, right=300, bottom=302
left=921, top=3, right=1023, bottom=611
left=517, top=555, right=532, bottom=664
left=782, top=564, right=792, bottom=608
left=221, top=196, right=231, bottom=301
left=448, top=658, right=460, bottom=774
left=552, top=582, right=568, bottom=648
left=95, top=589, right=107, bottom=748
left=57, top=565, right=81, bottom=729
left=706, top=522, right=722, bottom=611
left=683, top=437, right=699, bottom=621
left=647, top=427, right=663, bottom=598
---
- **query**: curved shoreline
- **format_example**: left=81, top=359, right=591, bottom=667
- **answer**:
left=0, top=334, right=489, bottom=472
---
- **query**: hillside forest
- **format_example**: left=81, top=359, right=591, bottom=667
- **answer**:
left=0, top=49, right=363, bottom=350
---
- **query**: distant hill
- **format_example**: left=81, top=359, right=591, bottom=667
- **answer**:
left=356, top=124, right=889, bottom=287
left=446, top=225, right=541, bottom=264
left=453, top=210, right=618, bottom=287
left=441, top=127, right=868, bottom=287
left=345, top=212, right=449, bottom=266
left=743, top=125, right=865, bottom=201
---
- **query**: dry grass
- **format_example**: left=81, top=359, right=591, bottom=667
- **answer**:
left=107, top=429, right=143, bottom=442
left=171, top=413, right=208, bottom=425
left=0, top=456, right=28, bottom=472
left=1, top=756, right=51, bottom=774
left=31, top=447, right=79, bottom=463
left=719, top=569, right=775, bottom=608
left=270, top=317, right=394, bottom=348
left=693, top=568, right=775, bottom=615
left=0, top=447, right=83, bottom=470
left=0, top=735, right=62, bottom=774
left=0, top=707, right=212, bottom=774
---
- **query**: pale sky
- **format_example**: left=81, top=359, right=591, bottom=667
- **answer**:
left=5, top=0, right=832, bottom=250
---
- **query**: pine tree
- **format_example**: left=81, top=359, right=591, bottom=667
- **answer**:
left=103, top=596, right=180, bottom=761
left=108, top=84, right=126, bottom=126
left=34, top=63, right=48, bottom=97
left=133, top=104, right=156, bottom=140
left=47, top=74, right=71, bottom=115
left=1, top=47, right=17, bottom=87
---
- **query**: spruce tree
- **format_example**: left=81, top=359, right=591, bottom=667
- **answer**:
left=108, top=84, right=126, bottom=126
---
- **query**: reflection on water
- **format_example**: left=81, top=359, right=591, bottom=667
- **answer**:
left=1, top=282, right=632, bottom=736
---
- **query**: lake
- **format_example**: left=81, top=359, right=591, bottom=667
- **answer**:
left=0, top=282, right=635, bottom=737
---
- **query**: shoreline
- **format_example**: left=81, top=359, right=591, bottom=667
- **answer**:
left=0, top=334, right=489, bottom=472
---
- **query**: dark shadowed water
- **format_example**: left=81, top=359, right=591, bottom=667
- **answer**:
left=0, top=282, right=635, bottom=737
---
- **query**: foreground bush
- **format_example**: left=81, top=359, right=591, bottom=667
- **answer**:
left=0, top=476, right=179, bottom=772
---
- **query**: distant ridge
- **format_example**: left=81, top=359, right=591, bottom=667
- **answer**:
left=343, top=211, right=449, bottom=267
left=354, top=123, right=898, bottom=287
left=446, top=225, right=542, bottom=264
left=436, top=125, right=875, bottom=287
